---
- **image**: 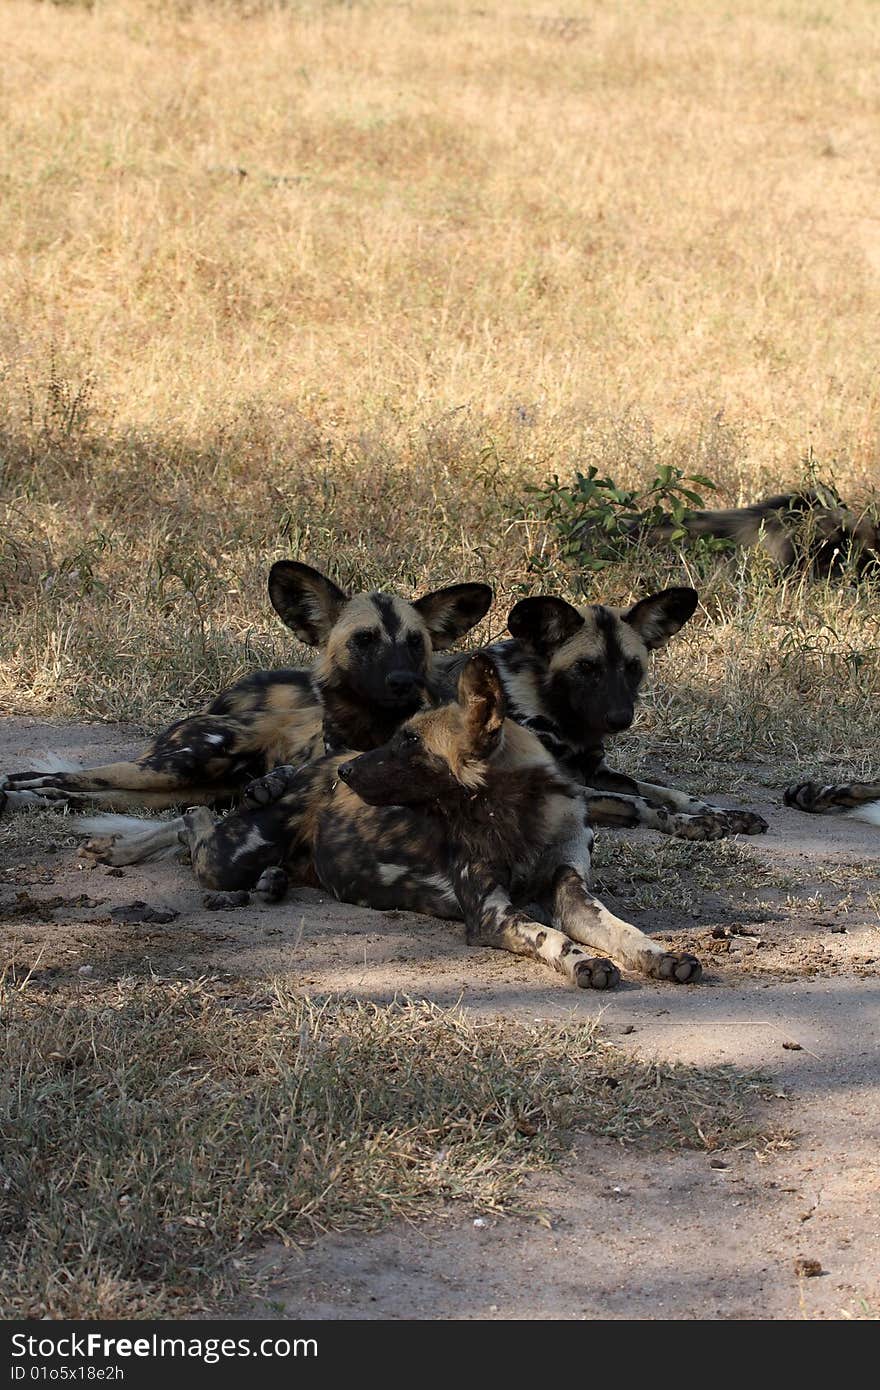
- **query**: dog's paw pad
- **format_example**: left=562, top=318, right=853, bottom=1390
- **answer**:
left=243, top=765, right=299, bottom=806
left=255, top=866, right=289, bottom=903
left=656, top=952, right=702, bottom=984
left=671, top=811, right=729, bottom=840
left=574, top=956, right=621, bottom=990
left=203, top=890, right=251, bottom=911
left=78, top=836, right=118, bottom=863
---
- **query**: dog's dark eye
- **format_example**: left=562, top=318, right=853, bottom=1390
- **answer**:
left=406, top=631, right=423, bottom=648
left=354, top=630, right=379, bottom=648
left=401, top=730, right=420, bottom=746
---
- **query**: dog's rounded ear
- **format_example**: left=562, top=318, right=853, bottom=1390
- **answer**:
left=268, top=561, right=350, bottom=646
left=507, top=595, right=584, bottom=653
left=623, top=587, right=698, bottom=650
left=458, top=652, right=506, bottom=751
left=412, top=583, right=493, bottom=649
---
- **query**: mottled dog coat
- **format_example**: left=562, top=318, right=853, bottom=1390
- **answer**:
left=785, top=778, right=880, bottom=827
left=440, top=587, right=767, bottom=840
left=1, top=562, right=492, bottom=814
left=638, top=488, right=879, bottom=577
left=82, top=655, right=702, bottom=989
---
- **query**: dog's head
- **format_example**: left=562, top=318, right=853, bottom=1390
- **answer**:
left=338, top=653, right=506, bottom=806
left=507, top=587, right=698, bottom=740
left=268, top=561, right=492, bottom=714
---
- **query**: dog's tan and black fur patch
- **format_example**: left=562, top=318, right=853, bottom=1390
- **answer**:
left=637, top=487, right=880, bottom=577
left=784, top=778, right=880, bottom=826
left=438, top=587, right=767, bottom=839
left=1, top=563, right=491, bottom=814
left=81, top=654, right=702, bottom=988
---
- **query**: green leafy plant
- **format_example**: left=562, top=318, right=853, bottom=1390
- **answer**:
left=528, top=463, right=727, bottom=571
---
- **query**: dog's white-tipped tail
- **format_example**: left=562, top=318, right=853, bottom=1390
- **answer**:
left=27, top=754, right=84, bottom=774
left=73, top=813, right=158, bottom=839
left=849, top=801, right=880, bottom=827
left=73, top=813, right=185, bottom=862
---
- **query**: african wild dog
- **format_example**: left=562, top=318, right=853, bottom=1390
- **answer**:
left=634, top=487, right=880, bottom=577
left=79, top=654, right=702, bottom=988
left=785, top=778, right=880, bottom=826
left=0, top=562, right=492, bottom=814
left=439, top=587, right=768, bottom=839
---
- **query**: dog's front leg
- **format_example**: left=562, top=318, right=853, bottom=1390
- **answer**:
left=451, top=860, right=619, bottom=989
left=580, top=790, right=722, bottom=838
left=583, top=789, right=752, bottom=840
left=587, top=760, right=713, bottom=812
left=550, top=862, right=702, bottom=983
left=584, top=761, right=767, bottom=837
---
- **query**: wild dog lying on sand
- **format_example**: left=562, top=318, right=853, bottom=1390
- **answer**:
left=635, top=487, right=880, bottom=577
left=79, top=654, right=702, bottom=989
left=784, top=779, right=880, bottom=827
left=0, top=563, right=492, bottom=815
left=441, top=586, right=768, bottom=840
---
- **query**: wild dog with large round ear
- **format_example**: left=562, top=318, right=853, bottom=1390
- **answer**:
left=2, top=563, right=493, bottom=814
left=267, top=560, right=350, bottom=646
left=267, top=560, right=493, bottom=753
left=506, top=586, right=698, bottom=739
left=440, top=586, right=767, bottom=840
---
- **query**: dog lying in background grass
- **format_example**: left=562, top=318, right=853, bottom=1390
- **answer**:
left=80, top=654, right=702, bottom=990
left=638, top=487, right=880, bottom=578
left=1, top=562, right=493, bottom=813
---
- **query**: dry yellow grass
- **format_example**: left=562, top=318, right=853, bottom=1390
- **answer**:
left=0, top=981, right=771, bottom=1317
left=1, top=0, right=879, bottom=778
left=3, top=0, right=879, bottom=449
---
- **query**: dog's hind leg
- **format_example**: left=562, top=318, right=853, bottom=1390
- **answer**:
left=77, top=802, right=297, bottom=898
left=3, top=715, right=262, bottom=810
left=22, top=786, right=240, bottom=814
left=178, top=805, right=288, bottom=891
left=181, top=759, right=330, bottom=890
